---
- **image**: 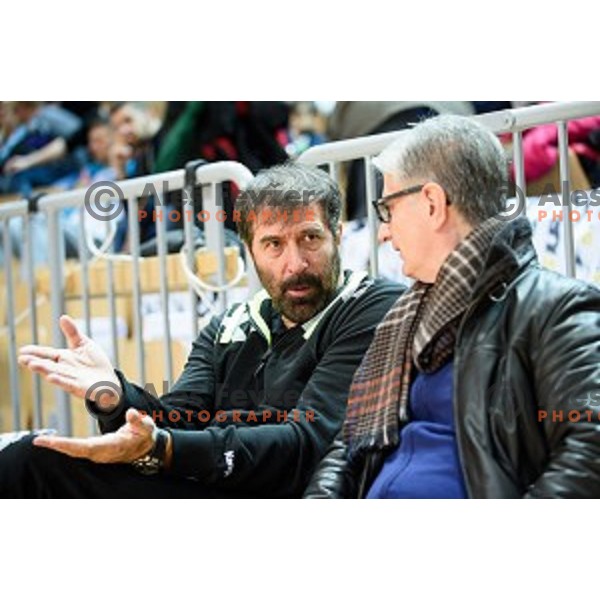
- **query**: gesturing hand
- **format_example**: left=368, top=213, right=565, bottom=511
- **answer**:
left=18, top=314, right=122, bottom=411
left=33, top=408, right=156, bottom=464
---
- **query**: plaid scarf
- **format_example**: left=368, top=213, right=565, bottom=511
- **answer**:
left=343, top=217, right=506, bottom=454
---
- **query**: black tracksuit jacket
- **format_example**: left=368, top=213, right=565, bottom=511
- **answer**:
left=90, top=271, right=402, bottom=497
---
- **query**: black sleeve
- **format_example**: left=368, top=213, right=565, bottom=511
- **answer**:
left=88, top=315, right=221, bottom=433
left=525, top=283, right=600, bottom=498
left=166, top=283, right=400, bottom=497
left=302, top=434, right=357, bottom=499
left=89, top=282, right=400, bottom=497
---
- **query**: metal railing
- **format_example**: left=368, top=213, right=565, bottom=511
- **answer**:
left=299, top=101, right=600, bottom=279
left=2, top=101, right=600, bottom=437
left=0, top=161, right=253, bottom=435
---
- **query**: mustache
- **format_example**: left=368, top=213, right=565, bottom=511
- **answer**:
left=281, top=274, right=323, bottom=293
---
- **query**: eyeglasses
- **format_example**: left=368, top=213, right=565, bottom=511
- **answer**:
left=371, top=183, right=452, bottom=223
left=371, top=184, right=425, bottom=223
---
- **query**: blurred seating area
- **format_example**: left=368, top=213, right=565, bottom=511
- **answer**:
left=2, top=101, right=599, bottom=268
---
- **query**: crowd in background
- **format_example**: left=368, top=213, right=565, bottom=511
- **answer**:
left=1, top=101, right=599, bottom=263
left=0, top=101, right=324, bottom=200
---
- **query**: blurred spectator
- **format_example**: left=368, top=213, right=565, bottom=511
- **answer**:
left=328, top=101, right=473, bottom=142
left=52, top=102, right=102, bottom=155
left=109, top=102, right=161, bottom=179
left=286, top=101, right=327, bottom=157
left=57, top=118, right=118, bottom=251
left=58, top=101, right=100, bottom=120
left=155, top=101, right=289, bottom=173
left=45, top=117, right=115, bottom=191
left=588, top=127, right=600, bottom=187
left=514, top=115, right=600, bottom=189
left=328, top=101, right=473, bottom=220
left=76, top=118, right=114, bottom=185
left=154, top=101, right=289, bottom=231
left=0, top=116, right=118, bottom=268
left=0, top=102, right=17, bottom=146
left=108, top=102, right=163, bottom=250
left=0, top=101, right=82, bottom=196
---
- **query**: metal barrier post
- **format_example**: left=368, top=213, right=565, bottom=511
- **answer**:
left=155, top=194, right=173, bottom=387
left=2, top=218, right=21, bottom=430
left=105, top=218, right=120, bottom=367
left=23, top=208, right=43, bottom=429
left=364, top=157, right=380, bottom=277
left=184, top=160, right=207, bottom=340
left=77, top=206, right=96, bottom=434
left=127, top=195, right=146, bottom=385
left=512, top=131, right=526, bottom=204
left=194, top=161, right=254, bottom=305
left=46, top=207, right=71, bottom=434
left=202, top=182, right=228, bottom=313
left=557, top=121, right=577, bottom=278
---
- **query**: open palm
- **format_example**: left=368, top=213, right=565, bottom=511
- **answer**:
left=18, top=314, right=122, bottom=411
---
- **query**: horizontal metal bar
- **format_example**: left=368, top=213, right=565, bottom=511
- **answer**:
left=299, top=130, right=403, bottom=166
left=481, top=101, right=600, bottom=133
left=1, top=163, right=252, bottom=220
left=194, top=161, right=254, bottom=190
left=299, top=101, right=600, bottom=166
left=0, top=199, right=28, bottom=220
left=36, top=169, right=186, bottom=212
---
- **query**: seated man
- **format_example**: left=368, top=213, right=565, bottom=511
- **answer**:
left=0, top=163, right=402, bottom=498
left=305, top=115, right=600, bottom=499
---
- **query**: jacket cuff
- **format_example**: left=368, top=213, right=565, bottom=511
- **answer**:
left=85, top=370, right=131, bottom=433
left=167, top=428, right=223, bottom=483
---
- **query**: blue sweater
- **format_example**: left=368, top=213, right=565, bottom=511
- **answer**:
left=366, top=360, right=468, bottom=499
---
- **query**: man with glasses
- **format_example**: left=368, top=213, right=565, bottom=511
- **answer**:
left=306, top=115, right=600, bottom=499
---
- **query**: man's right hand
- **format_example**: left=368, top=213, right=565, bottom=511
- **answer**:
left=18, top=314, right=122, bottom=412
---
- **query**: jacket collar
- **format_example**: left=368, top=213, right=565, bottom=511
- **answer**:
left=470, top=217, right=537, bottom=301
left=249, top=270, right=369, bottom=346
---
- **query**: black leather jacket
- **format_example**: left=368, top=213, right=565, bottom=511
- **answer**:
left=305, top=220, right=600, bottom=498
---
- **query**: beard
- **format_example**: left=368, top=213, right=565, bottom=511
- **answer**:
left=257, top=251, right=341, bottom=326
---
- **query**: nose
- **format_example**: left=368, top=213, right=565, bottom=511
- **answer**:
left=378, top=222, right=391, bottom=244
left=284, top=243, right=309, bottom=276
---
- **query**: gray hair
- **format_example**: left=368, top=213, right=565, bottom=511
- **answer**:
left=235, top=162, right=342, bottom=244
left=372, top=115, right=508, bottom=225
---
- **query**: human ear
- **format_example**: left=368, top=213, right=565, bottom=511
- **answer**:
left=423, top=182, right=449, bottom=226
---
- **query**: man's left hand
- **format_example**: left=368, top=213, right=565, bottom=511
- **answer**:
left=33, top=408, right=155, bottom=464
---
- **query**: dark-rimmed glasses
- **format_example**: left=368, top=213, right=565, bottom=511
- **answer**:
left=371, top=184, right=425, bottom=223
